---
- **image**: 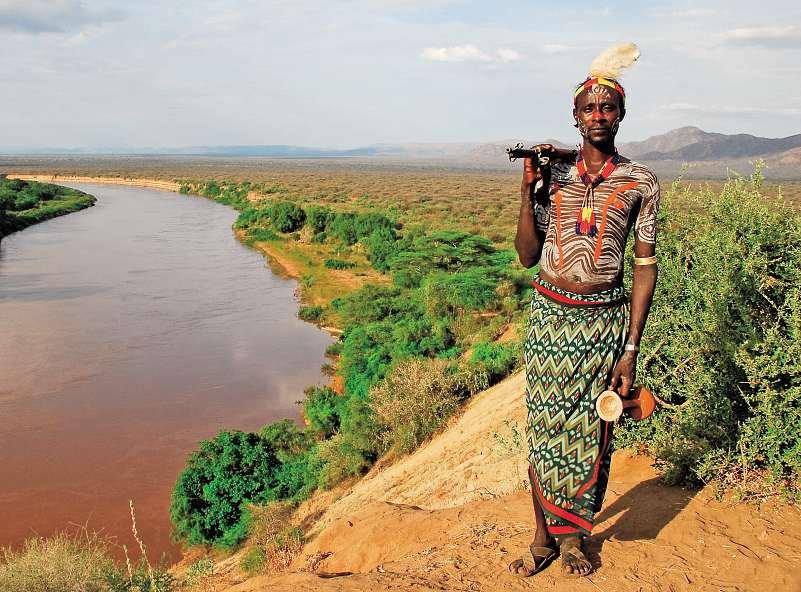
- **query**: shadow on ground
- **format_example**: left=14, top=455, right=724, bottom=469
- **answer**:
left=584, top=477, right=697, bottom=569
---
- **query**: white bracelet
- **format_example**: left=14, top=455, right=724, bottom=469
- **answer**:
left=624, top=343, right=639, bottom=352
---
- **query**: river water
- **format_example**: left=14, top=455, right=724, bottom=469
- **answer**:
left=0, top=184, right=331, bottom=562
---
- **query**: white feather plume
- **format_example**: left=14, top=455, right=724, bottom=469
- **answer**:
left=588, top=43, right=640, bottom=79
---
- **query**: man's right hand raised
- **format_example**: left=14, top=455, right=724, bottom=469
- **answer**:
left=520, top=143, right=556, bottom=200
left=521, top=157, right=541, bottom=200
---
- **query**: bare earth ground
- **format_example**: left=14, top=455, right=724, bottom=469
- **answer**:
left=181, top=372, right=801, bottom=592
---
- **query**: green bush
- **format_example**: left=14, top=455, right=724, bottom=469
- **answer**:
left=615, top=169, right=801, bottom=492
left=204, top=180, right=221, bottom=197
left=258, top=420, right=317, bottom=501
left=314, top=397, right=382, bottom=488
left=170, top=430, right=280, bottom=548
left=170, top=422, right=315, bottom=547
left=298, top=305, right=323, bottom=322
left=325, top=342, right=342, bottom=358
left=0, top=178, right=95, bottom=239
left=353, top=212, right=395, bottom=239
left=364, top=226, right=399, bottom=272
left=305, top=206, right=335, bottom=233
left=334, top=284, right=454, bottom=398
left=12, top=194, right=39, bottom=211
left=328, top=213, right=359, bottom=245
left=332, top=284, right=404, bottom=329
left=28, top=183, right=57, bottom=200
left=235, top=206, right=270, bottom=230
left=388, top=230, right=513, bottom=288
left=469, top=341, right=521, bottom=385
left=303, top=386, right=345, bottom=438
left=271, top=201, right=306, bottom=233
left=245, top=227, right=279, bottom=244
left=324, top=258, right=356, bottom=270
left=421, top=268, right=500, bottom=317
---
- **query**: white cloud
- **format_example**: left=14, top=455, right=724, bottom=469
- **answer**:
left=163, top=35, right=207, bottom=51
left=651, top=8, right=718, bottom=17
left=720, top=25, right=801, bottom=48
left=421, top=44, right=521, bottom=63
left=541, top=43, right=573, bottom=54
left=0, top=0, right=124, bottom=33
left=495, top=48, right=521, bottom=62
left=62, top=29, right=92, bottom=46
left=661, top=102, right=801, bottom=116
left=203, top=10, right=244, bottom=33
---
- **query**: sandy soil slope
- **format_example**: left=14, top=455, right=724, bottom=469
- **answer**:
left=190, top=372, right=801, bottom=592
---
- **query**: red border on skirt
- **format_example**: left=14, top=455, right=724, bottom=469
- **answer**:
left=529, top=467, right=594, bottom=533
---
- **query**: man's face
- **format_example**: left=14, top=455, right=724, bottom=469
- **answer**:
left=573, top=84, right=624, bottom=145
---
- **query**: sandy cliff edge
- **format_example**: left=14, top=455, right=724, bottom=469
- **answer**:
left=184, top=371, right=801, bottom=592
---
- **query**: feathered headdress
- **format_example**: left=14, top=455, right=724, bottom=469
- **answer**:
left=574, top=43, right=640, bottom=105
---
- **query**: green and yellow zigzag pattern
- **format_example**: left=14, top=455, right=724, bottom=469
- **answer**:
left=524, top=286, right=627, bottom=534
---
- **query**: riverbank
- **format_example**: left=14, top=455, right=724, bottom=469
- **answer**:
left=8, top=173, right=182, bottom=192
left=0, top=177, right=96, bottom=239
left=6, top=174, right=367, bottom=317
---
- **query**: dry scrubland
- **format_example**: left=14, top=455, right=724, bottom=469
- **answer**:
left=4, top=155, right=800, bottom=246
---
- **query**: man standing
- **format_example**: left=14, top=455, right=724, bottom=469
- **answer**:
left=509, top=43, right=659, bottom=577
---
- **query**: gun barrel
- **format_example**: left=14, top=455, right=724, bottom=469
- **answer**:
left=506, top=145, right=577, bottom=163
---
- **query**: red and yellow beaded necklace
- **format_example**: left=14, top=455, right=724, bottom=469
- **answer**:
left=574, top=150, right=620, bottom=237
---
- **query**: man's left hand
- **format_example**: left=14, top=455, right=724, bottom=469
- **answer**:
left=609, top=351, right=637, bottom=398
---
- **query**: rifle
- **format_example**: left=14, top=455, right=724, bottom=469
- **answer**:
left=506, top=143, right=577, bottom=167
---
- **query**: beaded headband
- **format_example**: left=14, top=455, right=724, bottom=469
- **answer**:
left=573, top=77, right=626, bottom=106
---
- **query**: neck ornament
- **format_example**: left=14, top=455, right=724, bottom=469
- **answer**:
left=574, top=150, right=619, bottom=237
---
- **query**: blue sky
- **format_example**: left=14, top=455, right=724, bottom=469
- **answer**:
left=1, top=0, right=800, bottom=149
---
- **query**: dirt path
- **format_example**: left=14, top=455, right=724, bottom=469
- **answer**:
left=188, top=372, right=800, bottom=592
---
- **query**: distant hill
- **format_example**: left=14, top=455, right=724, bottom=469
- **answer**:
left=3, top=128, right=801, bottom=178
left=618, top=126, right=711, bottom=157
left=621, top=126, right=801, bottom=161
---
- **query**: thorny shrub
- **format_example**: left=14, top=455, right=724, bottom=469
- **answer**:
left=243, top=502, right=304, bottom=574
left=370, top=357, right=471, bottom=455
left=617, top=165, right=801, bottom=496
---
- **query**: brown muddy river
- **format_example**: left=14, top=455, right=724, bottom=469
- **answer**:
left=0, top=184, right=331, bottom=562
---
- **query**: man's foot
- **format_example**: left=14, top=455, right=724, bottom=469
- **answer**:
left=559, top=535, right=593, bottom=577
left=508, top=536, right=558, bottom=577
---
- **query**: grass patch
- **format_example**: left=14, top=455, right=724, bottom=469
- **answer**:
left=0, top=526, right=175, bottom=592
left=0, top=178, right=96, bottom=239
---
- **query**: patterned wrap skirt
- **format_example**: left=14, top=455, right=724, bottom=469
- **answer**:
left=524, top=277, right=628, bottom=537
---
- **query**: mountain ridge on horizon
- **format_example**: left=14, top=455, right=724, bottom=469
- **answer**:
left=3, top=126, right=801, bottom=179
left=3, top=126, right=800, bottom=160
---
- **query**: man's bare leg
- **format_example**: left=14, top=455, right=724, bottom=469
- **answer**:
left=508, top=466, right=556, bottom=575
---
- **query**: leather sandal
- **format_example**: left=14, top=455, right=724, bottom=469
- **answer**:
left=508, top=542, right=559, bottom=577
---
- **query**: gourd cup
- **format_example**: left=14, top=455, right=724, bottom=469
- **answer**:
left=595, top=386, right=656, bottom=422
